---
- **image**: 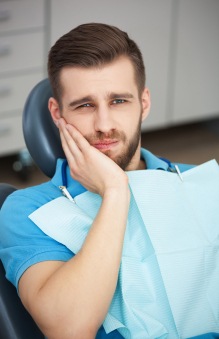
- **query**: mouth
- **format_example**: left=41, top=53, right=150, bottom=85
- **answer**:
left=92, top=140, right=119, bottom=151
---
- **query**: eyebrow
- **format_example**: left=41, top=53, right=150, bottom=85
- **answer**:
left=68, top=96, right=93, bottom=108
left=68, top=92, right=134, bottom=109
left=108, top=92, right=134, bottom=100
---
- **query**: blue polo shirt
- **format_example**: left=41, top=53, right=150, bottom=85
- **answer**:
left=1, top=148, right=216, bottom=339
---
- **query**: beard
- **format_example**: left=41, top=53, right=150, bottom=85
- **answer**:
left=84, top=114, right=142, bottom=171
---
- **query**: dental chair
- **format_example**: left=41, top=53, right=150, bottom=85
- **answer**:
left=0, top=78, right=64, bottom=339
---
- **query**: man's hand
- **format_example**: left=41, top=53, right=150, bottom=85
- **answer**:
left=58, top=117, right=128, bottom=196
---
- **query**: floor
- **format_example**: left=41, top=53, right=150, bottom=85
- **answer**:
left=0, top=118, right=219, bottom=189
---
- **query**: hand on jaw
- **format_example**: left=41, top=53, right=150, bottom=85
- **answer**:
left=58, top=117, right=129, bottom=197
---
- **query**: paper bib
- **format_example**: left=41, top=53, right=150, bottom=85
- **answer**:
left=29, top=160, right=219, bottom=338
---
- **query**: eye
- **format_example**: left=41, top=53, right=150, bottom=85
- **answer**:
left=76, top=103, right=94, bottom=111
left=79, top=103, right=92, bottom=108
left=112, top=99, right=126, bottom=105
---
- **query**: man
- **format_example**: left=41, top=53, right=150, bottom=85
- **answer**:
left=0, top=23, right=218, bottom=339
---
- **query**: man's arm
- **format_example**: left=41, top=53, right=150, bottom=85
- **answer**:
left=19, top=120, right=130, bottom=339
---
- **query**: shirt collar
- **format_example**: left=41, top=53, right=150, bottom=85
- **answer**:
left=140, top=148, right=169, bottom=171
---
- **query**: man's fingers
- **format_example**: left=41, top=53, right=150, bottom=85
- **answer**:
left=65, top=123, right=90, bottom=152
left=59, top=118, right=89, bottom=153
left=59, top=129, right=78, bottom=160
left=59, top=119, right=93, bottom=176
left=59, top=119, right=82, bottom=156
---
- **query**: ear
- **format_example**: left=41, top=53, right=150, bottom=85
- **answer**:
left=141, top=87, right=151, bottom=122
left=48, top=97, right=61, bottom=126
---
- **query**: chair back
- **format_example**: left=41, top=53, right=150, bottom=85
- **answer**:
left=23, top=78, right=65, bottom=178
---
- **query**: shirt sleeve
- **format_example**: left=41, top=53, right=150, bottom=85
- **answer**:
left=0, top=188, right=74, bottom=289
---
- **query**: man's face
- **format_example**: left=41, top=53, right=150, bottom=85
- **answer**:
left=52, top=56, right=150, bottom=171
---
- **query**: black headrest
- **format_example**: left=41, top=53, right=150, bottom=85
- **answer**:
left=0, top=184, right=17, bottom=209
left=22, top=79, right=65, bottom=178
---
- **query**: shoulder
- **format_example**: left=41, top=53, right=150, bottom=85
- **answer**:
left=0, top=180, right=62, bottom=248
left=0, top=180, right=62, bottom=252
left=1, top=180, right=60, bottom=216
left=0, top=180, right=73, bottom=288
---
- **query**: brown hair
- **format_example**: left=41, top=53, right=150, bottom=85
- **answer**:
left=48, top=23, right=146, bottom=104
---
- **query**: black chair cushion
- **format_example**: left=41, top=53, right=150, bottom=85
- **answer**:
left=0, top=183, right=17, bottom=209
left=22, top=78, right=65, bottom=178
left=0, top=261, right=44, bottom=339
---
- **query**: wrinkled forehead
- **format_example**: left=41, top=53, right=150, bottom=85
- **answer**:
left=59, top=56, right=139, bottom=99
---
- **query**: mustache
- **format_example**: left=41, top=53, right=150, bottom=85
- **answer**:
left=84, top=130, right=126, bottom=143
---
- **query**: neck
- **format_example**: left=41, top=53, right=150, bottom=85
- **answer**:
left=138, top=159, right=146, bottom=170
left=125, top=145, right=145, bottom=171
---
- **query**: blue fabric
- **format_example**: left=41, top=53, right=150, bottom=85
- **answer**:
left=0, top=148, right=201, bottom=339
left=96, top=330, right=219, bottom=339
left=189, top=335, right=219, bottom=339
left=29, top=160, right=219, bottom=338
left=97, top=326, right=124, bottom=338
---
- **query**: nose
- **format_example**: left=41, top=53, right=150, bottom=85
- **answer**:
left=94, top=106, right=115, bottom=133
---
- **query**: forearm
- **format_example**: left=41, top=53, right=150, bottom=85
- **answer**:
left=26, top=186, right=130, bottom=338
